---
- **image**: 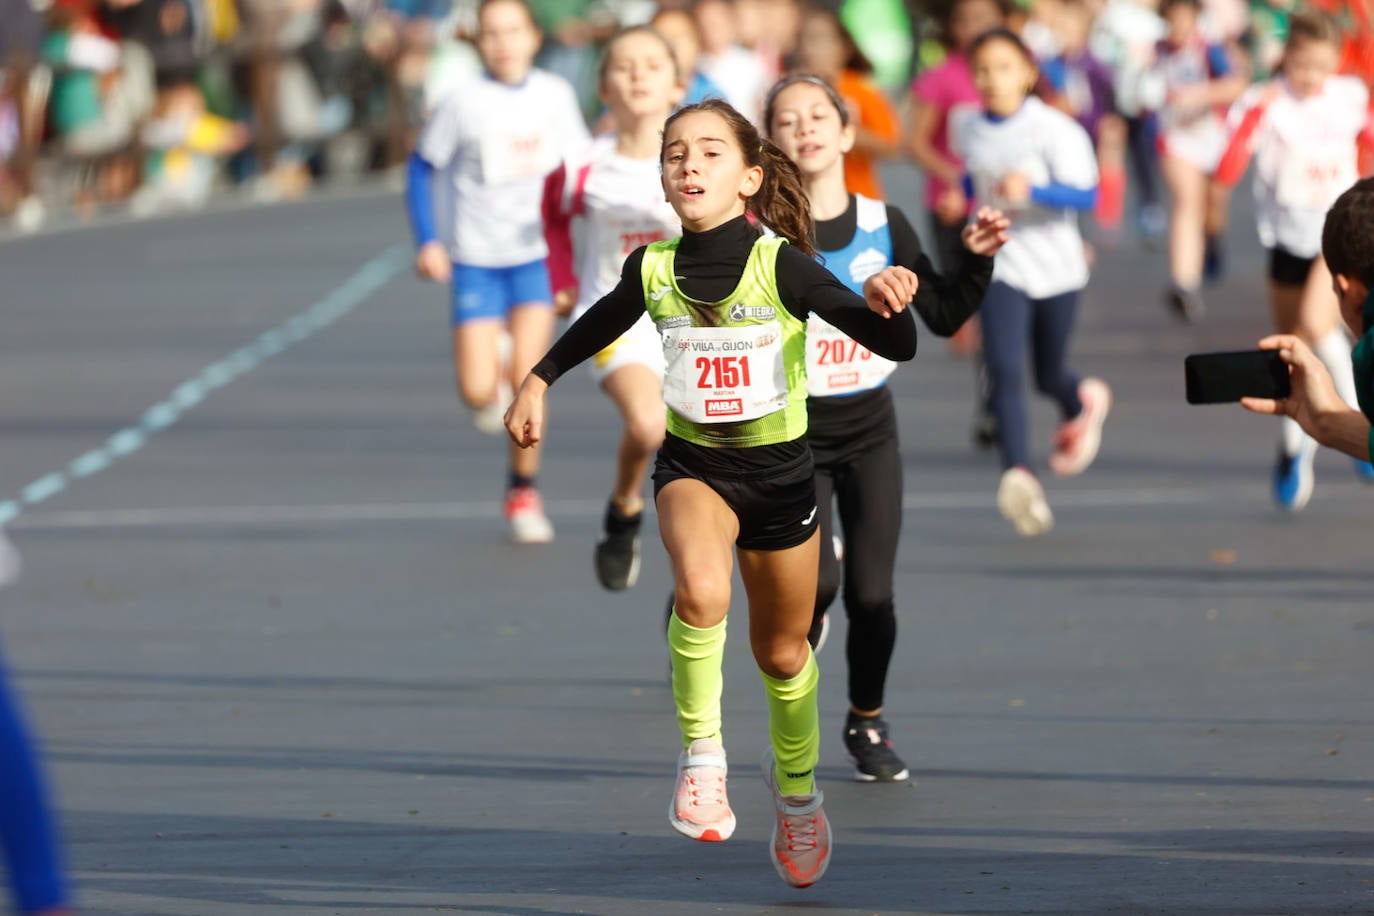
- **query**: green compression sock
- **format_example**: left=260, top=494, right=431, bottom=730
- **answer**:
left=761, top=650, right=820, bottom=796
left=667, top=609, right=726, bottom=749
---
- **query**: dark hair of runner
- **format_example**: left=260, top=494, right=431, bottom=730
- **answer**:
left=764, top=74, right=851, bottom=134
left=1286, top=10, right=1341, bottom=49
left=802, top=8, right=874, bottom=75
left=968, top=27, right=1037, bottom=71
left=660, top=98, right=816, bottom=259
left=598, top=25, right=683, bottom=86
left=1323, top=177, right=1374, bottom=291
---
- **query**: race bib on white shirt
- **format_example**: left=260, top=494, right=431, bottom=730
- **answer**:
left=662, top=323, right=787, bottom=423
left=480, top=129, right=555, bottom=185
left=805, top=315, right=897, bottom=396
left=1275, top=142, right=1357, bottom=212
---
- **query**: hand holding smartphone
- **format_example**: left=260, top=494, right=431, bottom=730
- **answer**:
left=1185, top=349, right=1291, bottom=404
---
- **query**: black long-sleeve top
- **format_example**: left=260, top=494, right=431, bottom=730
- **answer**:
left=531, top=214, right=917, bottom=386
left=808, top=197, right=994, bottom=462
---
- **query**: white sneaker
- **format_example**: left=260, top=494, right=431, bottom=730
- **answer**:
left=669, top=737, right=735, bottom=841
left=1049, top=378, right=1112, bottom=477
left=13, top=196, right=45, bottom=234
left=762, top=748, right=831, bottom=888
left=504, top=487, right=554, bottom=544
left=997, top=467, right=1054, bottom=537
left=472, top=377, right=513, bottom=436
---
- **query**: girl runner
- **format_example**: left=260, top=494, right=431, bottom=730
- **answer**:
left=0, top=532, right=71, bottom=916
left=764, top=73, right=1007, bottom=781
left=406, top=0, right=589, bottom=544
left=1215, top=10, right=1374, bottom=509
left=505, top=98, right=919, bottom=888
left=907, top=0, right=1008, bottom=447
left=1145, top=0, right=1245, bottom=320
left=790, top=8, right=901, bottom=201
left=952, top=28, right=1112, bottom=536
left=541, top=26, right=684, bottom=590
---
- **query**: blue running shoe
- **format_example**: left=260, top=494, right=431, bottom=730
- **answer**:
left=1273, top=444, right=1315, bottom=511
left=1355, top=459, right=1374, bottom=483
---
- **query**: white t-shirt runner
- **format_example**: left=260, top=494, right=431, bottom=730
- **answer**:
left=417, top=70, right=589, bottom=268
left=1227, top=75, right=1369, bottom=257
left=951, top=97, right=1098, bottom=298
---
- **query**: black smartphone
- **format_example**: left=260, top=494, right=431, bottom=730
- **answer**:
left=1185, top=350, right=1291, bottom=404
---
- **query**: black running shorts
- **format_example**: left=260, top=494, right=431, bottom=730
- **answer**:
left=1268, top=246, right=1316, bottom=288
left=653, top=433, right=819, bottom=552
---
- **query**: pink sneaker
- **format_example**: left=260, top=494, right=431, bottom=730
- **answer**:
left=504, top=487, right=554, bottom=544
left=1050, top=378, right=1112, bottom=477
left=669, top=738, right=735, bottom=842
left=763, top=749, right=832, bottom=888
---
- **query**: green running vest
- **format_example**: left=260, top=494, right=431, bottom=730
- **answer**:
left=642, top=236, right=809, bottom=448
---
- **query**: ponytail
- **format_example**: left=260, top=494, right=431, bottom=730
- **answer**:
left=661, top=99, right=817, bottom=259
left=754, top=138, right=816, bottom=259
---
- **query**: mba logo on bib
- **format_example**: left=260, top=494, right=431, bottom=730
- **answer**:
left=706, top=398, right=744, bottom=417
left=849, top=248, right=889, bottom=285
left=729, top=303, right=775, bottom=322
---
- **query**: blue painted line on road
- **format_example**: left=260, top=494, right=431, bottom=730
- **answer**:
left=0, top=245, right=406, bottom=525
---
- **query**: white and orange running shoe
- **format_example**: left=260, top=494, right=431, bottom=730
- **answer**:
left=1049, top=377, right=1112, bottom=477
left=668, top=737, right=735, bottom=842
left=763, top=749, right=832, bottom=888
left=504, top=487, right=554, bottom=545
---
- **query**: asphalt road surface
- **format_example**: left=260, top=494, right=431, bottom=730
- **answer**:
left=1, top=173, right=1371, bottom=916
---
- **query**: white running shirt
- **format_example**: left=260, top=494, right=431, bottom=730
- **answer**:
left=417, top=70, right=589, bottom=267
left=951, top=97, right=1098, bottom=298
left=554, top=136, right=682, bottom=319
left=1228, top=76, right=1369, bottom=257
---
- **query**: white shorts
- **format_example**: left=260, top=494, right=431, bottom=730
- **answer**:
left=588, top=311, right=665, bottom=387
left=1159, top=116, right=1226, bottom=172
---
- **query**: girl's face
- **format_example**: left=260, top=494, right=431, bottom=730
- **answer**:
left=476, top=0, right=540, bottom=85
left=1284, top=37, right=1339, bottom=98
left=768, top=82, right=853, bottom=177
left=972, top=38, right=1036, bottom=115
left=694, top=0, right=736, bottom=55
left=653, top=11, right=703, bottom=74
left=661, top=110, right=762, bottom=230
left=950, top=0, right=1005, bottom=52
left=601, top=32, right=684, bottom=123
left=795, top=12, right=846, bottom=77
left=1163, top=3, right=1199, bottom=44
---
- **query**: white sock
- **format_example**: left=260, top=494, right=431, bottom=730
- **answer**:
left=1313, top=328, right=1359, bottom=410
left=1280, top=416, right=1309, bottom=459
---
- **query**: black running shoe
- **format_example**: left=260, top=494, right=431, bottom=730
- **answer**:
left=843, top=712, right=910, bottom=782
left=972, top=410, right=999, bottom=450
left=1165, top=285, right=1205, bottom=324
left=594, top=502, right=642, bottom=591
left=1202, top=234, right=1225, bottom=284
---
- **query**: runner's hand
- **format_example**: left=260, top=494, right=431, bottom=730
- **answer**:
left=505, top=375, right=549, bottom=448
left=863, top=266, right=919, bottom=318
left=553, top=289, right=577, bottom=317
left=415, top=241, right=451, bottom=283
left=962, top=206, right=1011, bottom=256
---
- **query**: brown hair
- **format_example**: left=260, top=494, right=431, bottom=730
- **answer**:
left=764, top=73, right=851, bottom=135
left=661, top=98, right=816, bottom=258
left=1286, top=10, right=1340, bottom=50
left=1323, top=177, right=1374, bottom=291
left=598, top=25, right=683, bottom=87
left=801, top=8, right=874, bottom=76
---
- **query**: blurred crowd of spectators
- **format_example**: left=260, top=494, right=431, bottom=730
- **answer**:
left=0, top=0, right=1369, bottom=233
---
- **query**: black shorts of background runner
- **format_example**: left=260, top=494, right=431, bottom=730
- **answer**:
left=653, top=433, right=818, bottom=551
left=809, top=387, right=901, bottom=711
left=1269, top=245, right=1317, bottom=288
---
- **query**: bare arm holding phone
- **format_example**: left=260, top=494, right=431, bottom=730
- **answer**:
left=1241, top=334, right=1372, bottom=461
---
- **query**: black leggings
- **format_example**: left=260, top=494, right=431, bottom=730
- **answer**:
left=811, top=434, right=902, bottom=712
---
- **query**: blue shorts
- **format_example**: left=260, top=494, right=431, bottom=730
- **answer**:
left=450, top=260, right=552, bottom=326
